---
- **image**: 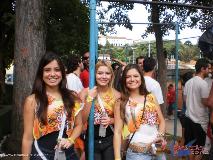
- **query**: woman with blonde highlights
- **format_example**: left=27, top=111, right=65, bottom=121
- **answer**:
left=82, top=61, right=120, bottom=160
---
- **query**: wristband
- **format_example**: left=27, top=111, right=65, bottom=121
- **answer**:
left=86, top=95, right=94, bottom=103
left=67, top=137, right=75, bottom=144
left=157, top=132, right=165, bottom=138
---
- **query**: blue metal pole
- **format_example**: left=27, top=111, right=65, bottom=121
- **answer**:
left=95, top=21, right=99, bottom=62
left=174, top=21, right=179, bottom=141
left=89, top=0, right=96, bottom=160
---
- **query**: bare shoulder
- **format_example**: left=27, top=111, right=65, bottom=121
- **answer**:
left=112, top=88, right=121, bottom=100
left=24, top=94, right=37, bottom=110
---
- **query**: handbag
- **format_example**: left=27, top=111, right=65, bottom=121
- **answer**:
left=121, top=95, right=147, bottom=160
left=54, top=148, right=66, bottom=160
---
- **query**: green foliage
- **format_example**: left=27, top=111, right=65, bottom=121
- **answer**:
left=97, top=2, right=134, bottom=35
left=179, top=42, right=200, bottom=62
left=45, top=0, right=90, bottom=56
left=134, top=39, right=200, bottom=62
left=0, top=0, right=90, bottom=70
left=99, top=1, right=212, bottom=38
left=144, top=0, right=213, bottom=36
left=0, top=84, right=13, bottom=105
left=108, top=40, right=200, bottom=62
left=0, top=0, right=15, bottom=69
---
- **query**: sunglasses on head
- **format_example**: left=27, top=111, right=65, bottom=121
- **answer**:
left=83, top=56, right=89, bottom=60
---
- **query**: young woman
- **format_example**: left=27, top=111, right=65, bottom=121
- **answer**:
left=113, top=64, right=165, bottom=160
left=22, top=51, right=83, bottom=160
left=81, top=60, right=120, bottom=160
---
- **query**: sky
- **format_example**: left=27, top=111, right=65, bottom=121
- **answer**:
left=104, top=3, right=203, bottom=44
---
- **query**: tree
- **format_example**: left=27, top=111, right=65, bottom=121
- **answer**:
left=3, top=0, right=90, bottom=155
left=45, top=0, right=90, bottom=56
left=98, top=0, right=213, bottom=116
left=179, top=43, right=200, bottom=62
left=0, top=0, right=15, bottom=103
left=0, top=0, right=90, bottom=104
left=184, top=40, right=192, bottom=46
left=4, top=0, right=46, bottom=155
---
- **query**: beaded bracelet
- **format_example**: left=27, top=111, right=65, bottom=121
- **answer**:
left=86, top=95, right=94, bottom=103
left=157, top=132, right=165, bottom=138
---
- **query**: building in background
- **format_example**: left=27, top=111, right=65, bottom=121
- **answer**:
left=98, top=35, right=134, bottom=46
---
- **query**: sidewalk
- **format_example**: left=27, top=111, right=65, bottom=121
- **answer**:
left=165, top=117, right=182, bottom=137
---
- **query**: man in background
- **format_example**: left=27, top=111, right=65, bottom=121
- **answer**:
left=166, top=83, right=176, bottom=119
left=66, top=55, right=84, bottom=93
left=80, top=52, right=90, bottom=88
left=184, top=58, right=210, bottom=160
left=136, top=56, right=145, bottom=70
left=143, top=57, right=164, bottom=106
left=204, top=62, right=213, bottom=90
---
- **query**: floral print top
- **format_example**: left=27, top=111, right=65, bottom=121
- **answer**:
left=33, top=95, right=81, bottom=140
left=125, top=93, right=160, bottom=133
left=94, top=89, right=116, bottom=125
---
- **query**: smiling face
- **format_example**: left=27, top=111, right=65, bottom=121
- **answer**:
left=96, top=65, right=112, bottom=87
left=137, top=58, right=144, bottom=68
left=82, top=52, right=89, bottom=69
left=125, top=68, right=142, bottom=91
left=43, top=60, right=62, bottom=88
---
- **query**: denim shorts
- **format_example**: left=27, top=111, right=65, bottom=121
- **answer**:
left=126, top=148, right=155, bottom=160
left=126, top=148, right=167, bottom=160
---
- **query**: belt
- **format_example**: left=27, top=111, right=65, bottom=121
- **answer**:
left=94, top=135, right=113, bottom=144
left=129, top=143, right=152, bottom=153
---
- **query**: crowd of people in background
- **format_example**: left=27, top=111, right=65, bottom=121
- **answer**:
left=21, top=50, right=213, bottom=160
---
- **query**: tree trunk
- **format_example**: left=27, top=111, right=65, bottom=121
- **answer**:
left=4, top=0, right=46, bottom=155
left=151, top=0, right=167, bottom=117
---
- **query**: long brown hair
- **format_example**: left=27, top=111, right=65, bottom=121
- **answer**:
left=120, top=64, right=149, bottom=121
left=32, top=51, right=76, bottom=124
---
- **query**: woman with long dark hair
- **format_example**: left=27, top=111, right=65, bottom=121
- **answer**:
left=22, top=51, right=83, bottom=160
left=113, top=64, right=165, bottom=160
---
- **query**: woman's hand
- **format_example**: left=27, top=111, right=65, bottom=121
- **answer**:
left=56, top=138, right=74, bottom=150
left=87, top=86, right=98, bottom=100
left=153, top=136, right=167, bottom=151
left=100, top=115, right=112, bottom=128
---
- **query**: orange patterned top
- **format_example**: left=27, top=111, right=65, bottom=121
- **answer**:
left=94, top=89, right=116, bottom=125
left=33, top=95, right=81, bottom=140
left=126, top=93, right=160, bottom=133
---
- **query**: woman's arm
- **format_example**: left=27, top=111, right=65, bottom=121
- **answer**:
left=81, top=86, right=97, bottom=124
left=22, top=95, right=36, bottom=160
left=113, top=91, right=123, bottom=160
left=152, top=95, right=166, bottom=135
left=157, top=106, right=166, bottom=134
left=156, top=104, right=166, bottom=135
left=71, top=110, right=83, bottom=140
left=58, top=110, right=83, bottom=149
left=112, top=58, right=127, bottom=67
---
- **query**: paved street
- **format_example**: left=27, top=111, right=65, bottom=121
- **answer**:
left=165, top=117, right=182, bottom=137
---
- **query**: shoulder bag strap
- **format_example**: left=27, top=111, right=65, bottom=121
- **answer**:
left=97, top=94, right=114, bottom=132
left=126, top=95, right=147, bottom=149
left=58, top=112, right=67, bottom=139
left=97, top=94, right=107, bottom=113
